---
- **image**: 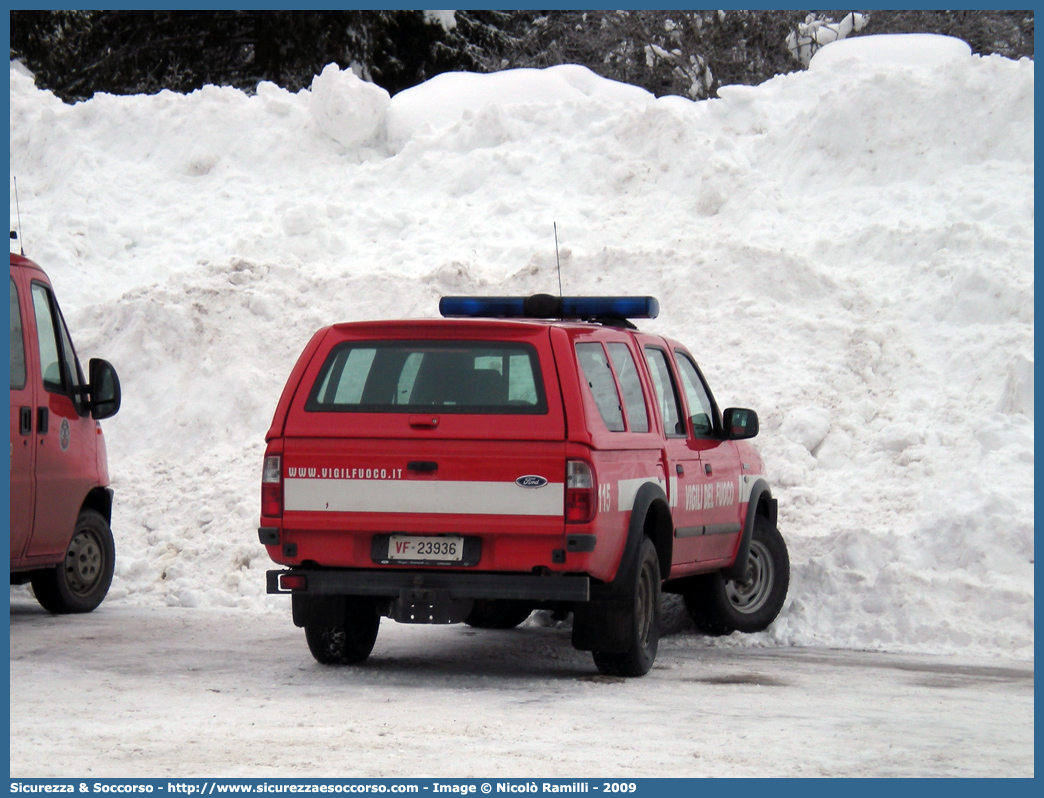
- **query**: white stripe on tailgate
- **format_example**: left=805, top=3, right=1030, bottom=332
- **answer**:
left=284, top=479, right=565, bottom=516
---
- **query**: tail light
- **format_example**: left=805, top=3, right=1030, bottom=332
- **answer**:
left=565, top=460, right=596, bottom=523
left=278, top=573, right=307, bottom=591
left=261, top=455, right=283, bottom=517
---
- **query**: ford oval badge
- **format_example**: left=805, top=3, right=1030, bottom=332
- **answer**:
left=516, top=475, right=548, bottom=489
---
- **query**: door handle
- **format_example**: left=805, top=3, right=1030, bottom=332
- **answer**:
left=704, top=462, right=713, bottom=475
left=407, top=461, right=438, bottom=472
left=37, top=407, right=48, bottom=434
left=19, top=407, right=32, bottom=436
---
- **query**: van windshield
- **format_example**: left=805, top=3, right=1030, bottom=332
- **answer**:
left=306, top=341, right=548, bottom=414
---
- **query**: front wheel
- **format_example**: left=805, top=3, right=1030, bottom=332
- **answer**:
left=30, top=509, right=115, bottom=614
left=684, top=516, right=789, bottom=635
left=304, top=597, right=380, bottom=665
left=592, top=537, right=661, bottom=677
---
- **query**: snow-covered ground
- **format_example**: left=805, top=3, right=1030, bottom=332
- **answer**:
left=9, top=596, right=1035, bottom=777
left=7, top=33, right=1034, bottom=775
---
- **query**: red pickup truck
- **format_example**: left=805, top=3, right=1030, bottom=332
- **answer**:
left=261, top=295, right=788, bottom=676
left=10, top=248, right=121, bottom=613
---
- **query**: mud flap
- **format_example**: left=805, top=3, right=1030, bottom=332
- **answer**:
left=292, top=594, right=347, bottom=628
left=571, top=600, right=632, bottom=652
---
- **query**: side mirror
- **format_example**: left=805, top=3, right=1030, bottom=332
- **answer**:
left=723, top=407, right=758, bottom=440
left=88, top=358, right=121, bottom=420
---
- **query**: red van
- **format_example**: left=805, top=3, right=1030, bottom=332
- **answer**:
left=10, top=248, right=122, bottom=613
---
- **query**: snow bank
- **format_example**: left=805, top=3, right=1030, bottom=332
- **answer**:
left=810, top=33, right=973, bottom=70
left=385, top=64, right=654, bottom=148
left=8, top=36, right=1034, bottom=660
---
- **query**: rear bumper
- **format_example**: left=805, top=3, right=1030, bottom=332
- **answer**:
left=266, top=568, right=590, bottom=603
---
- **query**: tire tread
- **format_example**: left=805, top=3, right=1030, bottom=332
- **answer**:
left=304, top=597, right=380, bottom=665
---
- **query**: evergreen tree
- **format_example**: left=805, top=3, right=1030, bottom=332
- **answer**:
left=9, top=9, right=1034, bottom=104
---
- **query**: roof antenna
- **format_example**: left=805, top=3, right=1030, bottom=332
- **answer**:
left=554, top=222, right=562, bottom=297
left=12, top=177, right=24, bottom=255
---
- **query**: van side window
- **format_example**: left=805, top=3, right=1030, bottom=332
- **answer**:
left=643, top=347, right=686, bottom=437
left=30, top=282, right=85, bottom=404
left=31, top=283, right=65, bottom=393
left=10, top=278, right=26, bottom=390
left=675, top=351, right=717, bottom=437
left=575, top=342, right=624, bottom=432
left=606, top=343, right=649, bottom=433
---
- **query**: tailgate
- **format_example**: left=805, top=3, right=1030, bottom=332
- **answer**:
left=276, top=322, right=570, bottom=570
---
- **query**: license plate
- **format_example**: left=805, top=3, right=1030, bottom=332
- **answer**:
left=387, top=535, right=464, bottom=563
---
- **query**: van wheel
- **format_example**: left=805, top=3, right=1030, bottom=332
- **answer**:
left=30, top=509, right=115, bottom=614
left=684, top=517, right=789, bottom=635
left=464, top=600, right=533, bottom=629
left=592, top=537, right=661, bottom=677
left=304, top=598, right=380, bottom=664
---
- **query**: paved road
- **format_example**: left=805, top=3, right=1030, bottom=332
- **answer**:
left=9, top=596, right=1034, bottom=777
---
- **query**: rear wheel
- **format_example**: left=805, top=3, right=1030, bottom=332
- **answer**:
left=304, top=598, right=380, bottom=665
left=592, top=537, right=661, bottom=677
left=464, top=600, right=533, bottom=629
left=31, top=509, right=115, bottom=614
left=684, top=517, right=789, bottom=635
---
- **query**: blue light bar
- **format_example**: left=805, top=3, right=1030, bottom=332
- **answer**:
left=440, top=294, right=659, bottom=321
left=439, top=296, right=528, bottom=318
left=559, top=296, right=659, bottom=319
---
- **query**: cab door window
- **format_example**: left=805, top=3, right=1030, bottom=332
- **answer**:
left=643, top=347, right=685, bottom=437
left=32, top=283, right=65, bottom=392
left=675, top=351, right=718, bottom=438
left=10, top=278, right=26, bottom=390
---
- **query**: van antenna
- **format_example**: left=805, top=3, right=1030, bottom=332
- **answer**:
left=13, top=177, right=24, bottom=255
left=554, top=222, right=562, bottom=297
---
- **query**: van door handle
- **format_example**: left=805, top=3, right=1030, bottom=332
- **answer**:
left=37, top=407, right=48, bottom=434
left=704, top=462, right=712, bottom=475
left=19, top=407, right=32, bottom=435
left=407, top=461, right=438, bottom=472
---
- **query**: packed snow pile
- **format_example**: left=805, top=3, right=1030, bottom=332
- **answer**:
left=9, top=37, right=1034, bottom=660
